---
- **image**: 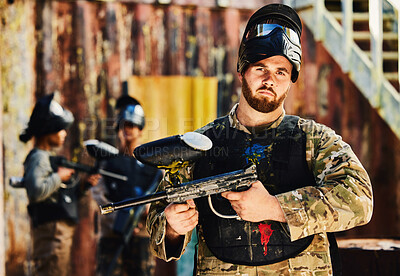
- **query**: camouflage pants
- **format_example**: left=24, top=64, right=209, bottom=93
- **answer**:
left=97, top=235, right=155, bottom=276
left=195, top=260, right=333, bottom=276
left=196, top=257, right=291, bottom=276
left=195, top=233, right=333, bottom=276
left=32, top=220, right=75, bottom=276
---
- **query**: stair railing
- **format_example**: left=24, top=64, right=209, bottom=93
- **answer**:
left=286, top=0, right=400, bottom=140
left=387, top=0, right=400, bottom=86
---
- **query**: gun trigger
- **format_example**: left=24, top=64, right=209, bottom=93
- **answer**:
left=236, top=185, right=250, bottom=192
left=216, top=194, right=224, bottom=200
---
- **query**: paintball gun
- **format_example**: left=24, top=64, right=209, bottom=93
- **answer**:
left=69, top=139, right=128, bottom=181
left=49, top=156, right=127, bottom=182
left=9, top=139, right=127, bottom=188
left=99, top=132, right=258, bottom=218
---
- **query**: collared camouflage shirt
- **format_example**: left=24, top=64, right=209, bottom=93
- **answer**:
left=146, top=104, right=373, bottom=275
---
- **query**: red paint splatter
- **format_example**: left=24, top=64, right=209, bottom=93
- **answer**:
left=254, top=223, right=274, bottom=256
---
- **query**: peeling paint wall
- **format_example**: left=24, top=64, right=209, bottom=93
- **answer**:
left=1, top=0, right=400, bottom=275
left=0, top=1, right=4, bottom=274
left=1, top=0, right=37, bottom=274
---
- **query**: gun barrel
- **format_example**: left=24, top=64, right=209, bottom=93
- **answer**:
left=100, top=191, right=167, bottom=215
left=98, top=169, right=128, bottom=181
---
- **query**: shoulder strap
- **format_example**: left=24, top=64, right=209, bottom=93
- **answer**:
left=213, top=115, right=229, bottom=126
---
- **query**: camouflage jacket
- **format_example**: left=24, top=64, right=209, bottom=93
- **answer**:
left=146, top=105, right=373, bottom=275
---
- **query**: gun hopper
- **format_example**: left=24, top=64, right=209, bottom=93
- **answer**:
left=84, top=139, right=119, bottom=159
left=133, top=131, right=213, bottom=170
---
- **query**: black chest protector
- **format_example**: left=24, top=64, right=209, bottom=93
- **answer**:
left=193, top=115, right=316, bottom=266
left=103, top=155, right=160, bottom=202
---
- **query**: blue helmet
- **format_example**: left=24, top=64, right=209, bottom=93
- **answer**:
left=115, top=95, right=145, bottom=130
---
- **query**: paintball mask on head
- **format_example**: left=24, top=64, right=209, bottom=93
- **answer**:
left=237, top=4, right=302, bottom=82
left=115, top=95, right=145, bottom=131
left=19, top=93, right=74, bottom=143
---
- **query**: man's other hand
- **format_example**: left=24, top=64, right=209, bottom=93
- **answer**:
left=57, top=167, right=75, bottom=182
left=165, top=199, right=198, bottom=239
left=221, top=181, right=286, bottom=223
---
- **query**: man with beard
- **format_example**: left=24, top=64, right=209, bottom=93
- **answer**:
left=147, top=4, right=373, bottom=275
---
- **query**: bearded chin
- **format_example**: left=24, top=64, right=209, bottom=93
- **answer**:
left=242, top=78, right=288, bottom=113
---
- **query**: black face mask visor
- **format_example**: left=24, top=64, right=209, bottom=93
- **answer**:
left=238, top=24, right=302, bottom=82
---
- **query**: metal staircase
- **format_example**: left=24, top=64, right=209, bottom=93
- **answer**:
left=285, top=0, right=400, bottom=140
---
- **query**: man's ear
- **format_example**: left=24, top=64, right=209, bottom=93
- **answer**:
left=237, top=72, right=243, bottom=83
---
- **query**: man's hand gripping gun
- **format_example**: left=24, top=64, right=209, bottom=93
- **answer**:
left=99, top=132, right=258, bottom=215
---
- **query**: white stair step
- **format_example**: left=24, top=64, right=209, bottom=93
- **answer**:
left=331, top=12, right=393, bottom=22
left=365, top=51, right=399, bottom=61
left=384, top=72, right=399, bottom=81
left=353, top=31, right=398, bottom=41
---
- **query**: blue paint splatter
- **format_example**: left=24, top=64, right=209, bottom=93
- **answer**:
left=243, top=143, right=272, bottom=164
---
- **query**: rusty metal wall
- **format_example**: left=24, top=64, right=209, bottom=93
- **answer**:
left=0, top=2, right=5, bottom=273
left=1, top=0, right=400, bottom=275
left=1, top=0, right=37, bottom=275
